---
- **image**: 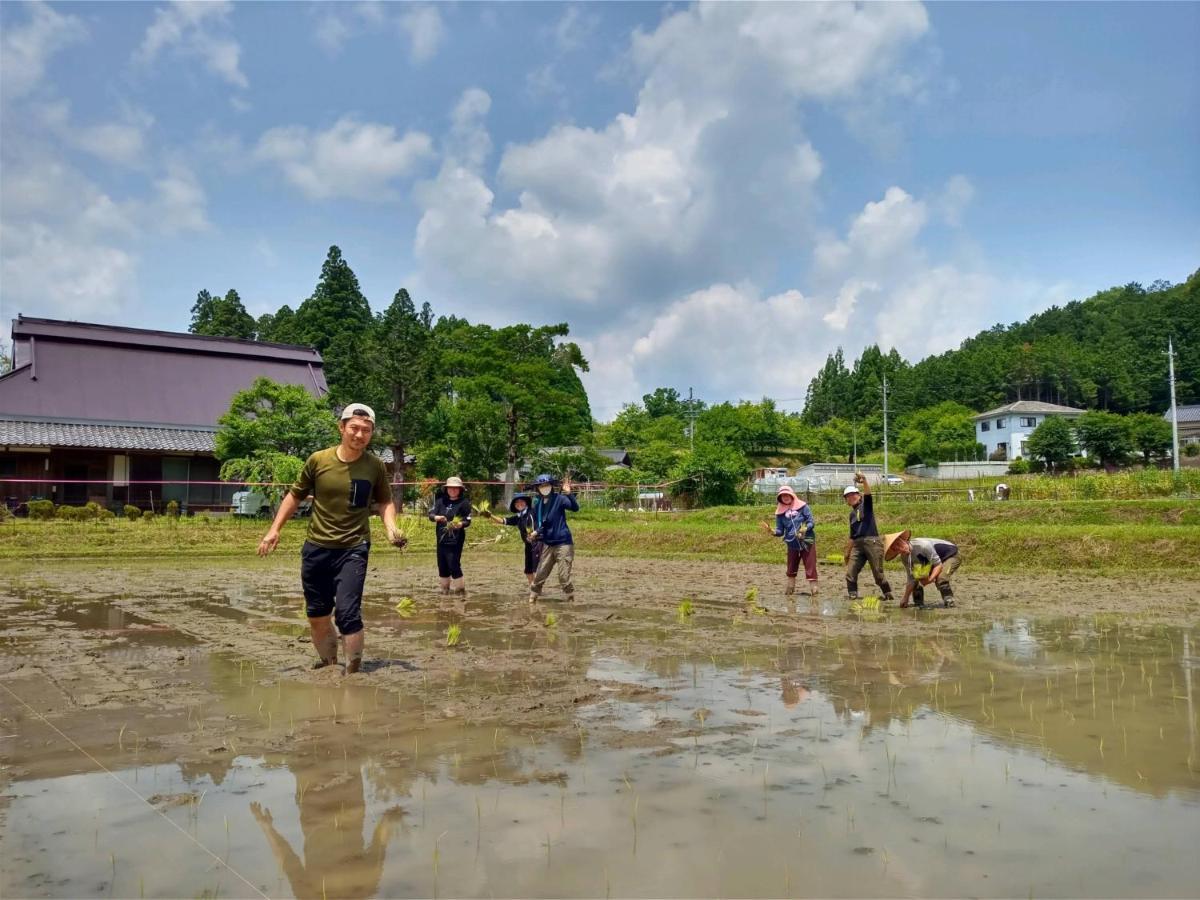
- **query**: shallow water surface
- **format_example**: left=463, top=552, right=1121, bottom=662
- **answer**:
left=1, top=584, right=1197, bottom=897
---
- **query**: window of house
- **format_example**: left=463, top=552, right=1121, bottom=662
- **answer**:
left=980, top=421, right=990, bottom=432
left=996, top=418, right=1007, bottom=429
left=1021, top=417, right=1037, bottom=428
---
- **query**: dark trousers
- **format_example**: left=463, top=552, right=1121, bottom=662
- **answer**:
left=437, top=539, right=464, bottom=578
left=846, top=536, right=893, bottom=599
left=301, top=541, right=368, bottom=635
left=523, top=541, right=543, bottom=575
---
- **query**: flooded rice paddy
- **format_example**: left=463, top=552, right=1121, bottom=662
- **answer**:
left=1, top=558, right=1197, bottom=897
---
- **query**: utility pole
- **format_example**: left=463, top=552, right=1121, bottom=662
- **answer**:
left=882, top=375, right=889, bottom=477
left=852, top=422, right=857, bottom=468
left=1168, top=337, right=1180, bottom=473
left=688, top=386, right=696, bottom=453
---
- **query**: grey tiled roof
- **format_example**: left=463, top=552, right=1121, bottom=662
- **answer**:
left=973, top=400, right=1085, bottom=420
left=0, top=419, right=216, bottom=452
left=1164, top=404, right=1200, bottom=423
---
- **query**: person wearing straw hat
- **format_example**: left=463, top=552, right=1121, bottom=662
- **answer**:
left=842, top=472, right=896, bottom=604
left=884, top=531, right=960, bottom=608
left=428, top=476, right=473, bottom=593
left=258, top=403, right=402, bottom=674
left=760, top=484, right=818, bottom=597
left=527, top=473, right=579, bottom=603
left=490, top=492, right=542, bottom=586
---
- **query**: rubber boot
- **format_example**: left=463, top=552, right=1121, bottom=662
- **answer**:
left=439, top=577, right=451, bottom=594
left=785, top=577, right=796, bottom=596
left=450, top=577, right=466, bottom=594
left=808, top=581, right=819, bottom=597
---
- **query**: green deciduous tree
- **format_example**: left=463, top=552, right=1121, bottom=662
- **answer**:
left=1024, top=416, right=1076, bottom=472
left=437, top=321, right=591, bottom=500
left=669, top=442, right=749, bottom=507
left=896, top=402, right=983, bottom=466
left=215, top=378, right=339, bottom=499
left=215, top=377, right=338, bottom=461
left=1126, top=412, right=1173, bottom=465
left=1075, top=410, right=1133, bottom=468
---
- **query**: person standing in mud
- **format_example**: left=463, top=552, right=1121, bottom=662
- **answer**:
left=883, top=530, right=960, bottom=608
left=490, top=492, right=541, bottom=586
left=527, top=473, right=578, bottom=603
left=842, top=472, right=896, bottom=604
left=760, top=485, right=818, bottom=597
left=428, top=476, right=472, bottom=593
left=258, top=403, right=401, bottom=674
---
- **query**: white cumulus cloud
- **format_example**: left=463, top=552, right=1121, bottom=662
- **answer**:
left=255, top=118, right=434, bottom=201
left=0, top=1, right=87, bottom=100
left=413, top=2, right=930, bottom=329
left=136, top=1, right=248, bottom=89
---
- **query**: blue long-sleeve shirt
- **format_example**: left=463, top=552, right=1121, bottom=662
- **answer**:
left=774, top=504, right=815, bottom=549
left=532, top=491, right=579, bottom=546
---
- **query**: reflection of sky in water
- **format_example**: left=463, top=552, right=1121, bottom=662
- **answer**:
left=983, top=618, right=1042, bottom=661
left=3, top=619, right=1198, bottom=898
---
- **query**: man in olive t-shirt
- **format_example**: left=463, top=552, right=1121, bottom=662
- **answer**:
left=258, top=403, right=401, bottom=673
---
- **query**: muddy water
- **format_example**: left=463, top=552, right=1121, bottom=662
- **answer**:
left=1, top=564, right=1198, bottom=897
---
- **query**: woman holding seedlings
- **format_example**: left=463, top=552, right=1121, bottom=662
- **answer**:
left=761, top=485, right=818, bottom=596
left=489, top=492, right=541, bottom=585
left=428, top=476, right=472, bottom=593
left=527, top=473, right=579, bottom=603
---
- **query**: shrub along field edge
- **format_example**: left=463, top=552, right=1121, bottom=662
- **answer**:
left=2, top=499, right=1198, bottom=573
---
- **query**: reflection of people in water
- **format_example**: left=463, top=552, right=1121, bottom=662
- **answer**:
left=250, top=747, right=403, bottom=900
left=780, top=677, right=811, bottom=709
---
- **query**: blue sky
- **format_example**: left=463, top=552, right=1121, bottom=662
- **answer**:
left=1, top=1, right=1196, bottom=418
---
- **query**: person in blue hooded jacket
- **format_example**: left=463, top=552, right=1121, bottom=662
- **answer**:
left=489, top=492, right=541, bottom=586
left=527, top=473, right=579, bottom=603
left=760, top=484, right=818, bottom=597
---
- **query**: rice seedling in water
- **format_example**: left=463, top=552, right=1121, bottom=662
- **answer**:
left=395, top=597, right=416, bottom=618
left=445, top=624, right=462, bottom=647
left=677, top=599, right=695, bottom=623
left=545, top=612, right=558, bottom=628
left=745, top=585, right=759, bottom=604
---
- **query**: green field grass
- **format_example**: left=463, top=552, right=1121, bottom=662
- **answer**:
left=3, top=498, right=1198, bottom=573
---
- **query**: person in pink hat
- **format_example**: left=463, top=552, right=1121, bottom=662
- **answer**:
left=760, top=485, right=818, bottom=597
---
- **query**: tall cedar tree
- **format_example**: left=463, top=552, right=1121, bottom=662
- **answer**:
left=190, top=289, right=256, bottom=340
left=368, top=289, right=437, bottom=474
left=294, top=246, right=374, bottom=404
left=438, top=321, right=590, bottom=502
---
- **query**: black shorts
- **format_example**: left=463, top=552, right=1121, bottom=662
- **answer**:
left=523, top=541, right=543, bottom=575
left=301, top=541, right=369, bottom=635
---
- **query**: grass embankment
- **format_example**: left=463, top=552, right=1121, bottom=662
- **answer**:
left=2, top=498, right=1198, bottom=573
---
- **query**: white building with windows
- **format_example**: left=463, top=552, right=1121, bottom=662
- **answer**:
left=972, top=400, right=1085, bottom=461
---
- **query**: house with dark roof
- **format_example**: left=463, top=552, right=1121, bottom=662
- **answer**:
left=0, top=316, right=327, bottom=511
left=972, top=400, right=1085, bottom=461
left=1163, top=404, right=1200, bottom=445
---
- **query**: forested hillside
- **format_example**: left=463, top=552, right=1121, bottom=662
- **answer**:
left=803, top=272, right=1199, bottom=428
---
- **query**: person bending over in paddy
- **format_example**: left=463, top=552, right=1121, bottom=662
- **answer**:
left=883, top=530, right=961, bottom=608
left=258, top=403, right=402, bottom=674
left=527, top=473, right=579, bottom=603
left=760, top=485, right=818, bottom=597
left=428, top=476, right=472, bottom=594
left=842, top=472, right=896, bottom=605
left=490, top=492, right=541, bottom=586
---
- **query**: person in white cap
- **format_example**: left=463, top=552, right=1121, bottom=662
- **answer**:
left=258, top=403, right=403, bottom=674
left=428, top=476, right=473, bottom=593
left=842, top=472, right=896, bottom=604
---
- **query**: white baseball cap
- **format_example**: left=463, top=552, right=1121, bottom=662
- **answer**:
left=843, top=484, right=861, bottom=496
left=340, top=403, right=376, bottom=424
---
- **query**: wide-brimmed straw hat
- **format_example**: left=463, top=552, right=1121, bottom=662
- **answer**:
left=883, top=530, right=911, bottom=560
left=444, top=476, right=465, bottom=489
